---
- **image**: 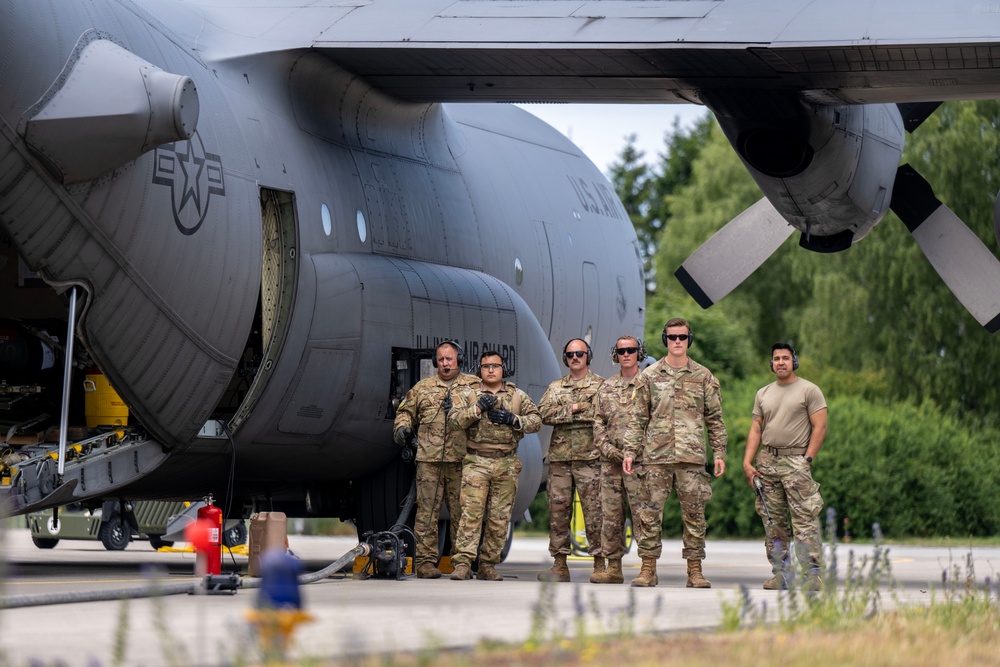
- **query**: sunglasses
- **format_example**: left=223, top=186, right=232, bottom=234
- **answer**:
left=615, top=347, right=639, bottom=355
left=664, top=334, right=690, bottom=341
left=564, top=350, right=588, bottom=359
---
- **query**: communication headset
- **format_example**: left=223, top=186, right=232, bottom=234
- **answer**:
left=562, top=338, right=593, bottom=367
left=477, top=350, right=509, bottom=378
left=431, top=339, right=465, bottom=368
left=611, top=337, right=646, bottom=364
left=661, top=328, right=693, bottom=348
left=769, top=343, right=800, bottom=372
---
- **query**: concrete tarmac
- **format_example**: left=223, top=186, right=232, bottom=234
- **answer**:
left=1, top=528, right=995, bottom=667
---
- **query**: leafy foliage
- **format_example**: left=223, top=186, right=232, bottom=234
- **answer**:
left=605, top=100, right=1000, bottom=538
left=610, top=116, right=714, bottom=292
left=657, top=373, right=1000, bottom=540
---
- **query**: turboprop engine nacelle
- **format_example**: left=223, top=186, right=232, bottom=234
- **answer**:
left=709, top=93, right=905, bottom=253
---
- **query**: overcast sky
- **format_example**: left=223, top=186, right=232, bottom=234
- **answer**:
left=516, top=103, right=710, bottom=175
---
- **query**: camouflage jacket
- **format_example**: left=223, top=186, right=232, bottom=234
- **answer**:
left=448, top=381, right=542, bottom=454
left=628, top=358, right=727, bottom=465
left=393, top=372, right=480, bottom=463
left=539, top=370, right=604, bottom=461
left=594, top=371, right=649, bottom=461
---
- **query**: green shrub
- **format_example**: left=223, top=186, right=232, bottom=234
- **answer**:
left=692, top=372, right=1000, bottom=539
left=525, top=369, right=1000, bottom=540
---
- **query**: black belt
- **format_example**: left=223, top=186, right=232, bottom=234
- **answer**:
left=469, top=449, right=515, bottom=458
left=765, top=445, right=807, bottom=456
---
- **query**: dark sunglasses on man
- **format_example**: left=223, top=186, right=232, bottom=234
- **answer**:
left=664, top=334, right=690, bottom=341
left=615, top=346, right=639, bottom=355
left=564, top=350, right=588, bottom=359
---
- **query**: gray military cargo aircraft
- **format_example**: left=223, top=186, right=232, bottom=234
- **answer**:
left=1, top=1, right=999, bottom=540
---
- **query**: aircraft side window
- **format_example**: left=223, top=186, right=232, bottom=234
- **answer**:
left=356, top=210, right=367, bottom=243
left=321, top=203, right=332, bottom=236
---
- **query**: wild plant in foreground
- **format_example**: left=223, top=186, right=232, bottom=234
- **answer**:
left=523, top=569, right=664, bottom=650
left=722, top=508, right=898, bottom=631
left=110, top=598, right=130, bottom=667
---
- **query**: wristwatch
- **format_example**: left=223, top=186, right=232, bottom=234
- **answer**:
left=803, top=455, right=813, bottom=464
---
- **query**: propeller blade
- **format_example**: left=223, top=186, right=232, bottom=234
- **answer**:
left=896, top=102, right=943, bottom=134
left=891, top=164, right=1000, bottom=333
left=675, top=198, right=794, bottom=308
left=994, top=190, right=1000, bottom=251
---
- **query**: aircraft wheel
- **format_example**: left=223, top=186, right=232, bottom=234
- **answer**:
left=32, top=536, right=59, bottom=549
left=99, top=517, right=131, bottom=551
left=223, top=521, right=248, bottom=547
left=355, top=454, right=415, bottom=539
left=436, top=518, right=453, bottom=559
left=623, top=517, right=634, bottom=555
left=499, top=521, right=515, bottom=563
left=148, top=535, right=174, bottom=550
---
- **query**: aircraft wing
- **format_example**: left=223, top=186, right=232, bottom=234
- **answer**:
left=167, top=0, right=1000, bottom=105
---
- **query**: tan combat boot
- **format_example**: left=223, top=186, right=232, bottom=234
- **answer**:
left=686, top=559, right=711, bottom=588
left=762, top=574, right=784, bottom=590
left=630, top=557, right=658, bottom=587
left=592, top=557, right=624, bottom=584
left=538, top=554, right=571, bottom=582
left=588, top=556, right=607, bottom=584
left=416, top=562, right=442, bottom=579
left=477, top=564, right=503, bottom=581
left=450, top=563, right=472, bottom=580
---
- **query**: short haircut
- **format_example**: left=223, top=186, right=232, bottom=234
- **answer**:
left=664, top=317, right=691, bottom=334
left=437, top=340, right=461, bottom=355
left=771, top=342, right=796, bottom=357
left=616, top=335, right=641, bottom=348
left=480, top=349, right=503, bottom=364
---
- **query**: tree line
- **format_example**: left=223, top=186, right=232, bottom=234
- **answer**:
left=529, top=101, right=1000, bottom=540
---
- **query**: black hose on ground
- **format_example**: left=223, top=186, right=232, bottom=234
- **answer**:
left=0, top=470, right=415, bottom=608
left=0, top=542, right=372, bottom=609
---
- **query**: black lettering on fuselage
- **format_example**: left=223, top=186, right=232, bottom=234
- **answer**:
left=568, top=175, right=626, bottom=220
left=577, top=177, right=600, bottom=215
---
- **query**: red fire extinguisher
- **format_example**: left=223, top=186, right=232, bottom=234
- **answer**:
left=196, top=495, right=223, bottom=575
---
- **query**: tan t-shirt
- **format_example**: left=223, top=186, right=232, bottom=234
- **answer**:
left=752, top=378, right=826, bottom=449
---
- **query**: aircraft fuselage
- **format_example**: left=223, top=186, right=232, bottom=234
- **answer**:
left=0, top=0, right=645, bottom=519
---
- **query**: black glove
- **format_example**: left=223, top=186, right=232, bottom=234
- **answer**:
left=487, top=408, right=517, bottom=426
left=393, top=426, right=413, bottom=447
left=476, top=393, right=498, bottom=413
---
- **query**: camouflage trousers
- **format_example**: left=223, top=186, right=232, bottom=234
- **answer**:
left=636, top=462, right=713, bottom=560
left=413, top=460, right=464, bottom=568
left=599, top=460, right=643, bottom=559
left=451, top=452, right=521, bottom=567
left=545, top=459, right=603, bottom=557
left=754, top=450, right=824, bottom=573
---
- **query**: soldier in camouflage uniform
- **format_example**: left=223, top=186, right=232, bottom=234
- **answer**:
left=742, top=342, right=827, bottom=590
left=591, top=335, right=649, bottom=584
left=393, top=340, right=480, bottom=579
left=447, top=350, right=541, bottom=581
left=623, top=318, right=727, bottom=588
left=537, top=338, right=605, bottom=582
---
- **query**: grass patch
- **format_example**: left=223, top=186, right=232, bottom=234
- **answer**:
left=312, top=605, right=1000, bottom=667
left=880, top=536, right=1000, bottom=548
